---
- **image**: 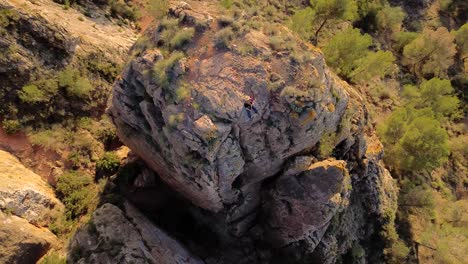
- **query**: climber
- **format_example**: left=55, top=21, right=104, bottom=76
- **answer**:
left=244, top=95, right=258, bottom=119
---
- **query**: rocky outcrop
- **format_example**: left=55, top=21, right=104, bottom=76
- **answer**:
left=262, top=159, right=351, bottom=248
left=0, top=150, right=61, bottom=263
left=0, top=150, right=63, bottom=226
left=0, top=0, right=137, bottom=121
left=70, top=202, right=203, bottom=264
left=106, top=1, right=399, bottom=263
left=0, top=212, right=58, bottom=264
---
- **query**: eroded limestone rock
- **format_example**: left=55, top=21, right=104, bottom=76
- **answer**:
left=0, top=150, right=63, bottom=227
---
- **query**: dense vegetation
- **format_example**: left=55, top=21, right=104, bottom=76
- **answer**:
left=287, top=0, right=467, bottom=262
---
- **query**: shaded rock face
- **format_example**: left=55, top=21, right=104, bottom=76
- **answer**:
left=262, top=159, right=351, bottom=248
left=108, top=1, right=398, bottom=263
left=69, top=202, right=202, bottom=264
left=0, top=151, right=61, bottom=263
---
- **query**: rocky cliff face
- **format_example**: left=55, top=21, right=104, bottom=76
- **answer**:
left=74, top=1, right=399, bottom=263
left=0, top=150, right=63, bottom=263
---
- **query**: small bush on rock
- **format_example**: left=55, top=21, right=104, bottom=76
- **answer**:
left=96, top=152, right=120, bottom=177
left=214, top=27, right=234, bottom=49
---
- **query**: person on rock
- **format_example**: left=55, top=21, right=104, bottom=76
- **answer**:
left=244, top=95, right=258, bottom=119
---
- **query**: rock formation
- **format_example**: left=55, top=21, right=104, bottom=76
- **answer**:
left=72, top=1, right=399, bottom=263
left=0, top=150, right=62, bottom=263
left=70, top=202, right=203, bottom=264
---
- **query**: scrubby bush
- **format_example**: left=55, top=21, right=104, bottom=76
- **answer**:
left=58, top=68, right=94, bottom=98
left=220, top=0, right=233, bottom=9
left=214, top=27, right=234, bottom=49
left=96, top=117, right=119, bottom=148
left=18, top=85, right=47, bottom=104
left=147, top=0, right=169, bottom=19
left=153, top=51, right=185, bottom=89
left=393, top=31, right=419, bottom=52
left=2, top=119, right=21, bottom=134
left=66, top=77, right=93, bottom=98
left=375, top=5, right=405, bottom=39
left=318, top=132, right=336, bottom=157
left=39, top=252, right=66, bottom=264
left=0, top=9, right=19, bottom=29
left=56, top=171, right=95, bottom=219
left=110, top=0, right=140, bottom=21
left=454, top=23, right=468, bottom=55
left=169, top=28, right=195, bottom=50
left=96, top=152, right=120, bottom=177
left=28, top=126, right=70, bottom=151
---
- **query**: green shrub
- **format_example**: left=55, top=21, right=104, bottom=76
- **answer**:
left=96, top=117, right=119, bottom=147
left=58, top=68, right=76, bottom=88
left=158, top=18, right=180, bottom=45
left=28, top=126, right=69, bottom=151
left=38, top=252, right=66, bottom=264
left=169, top=28, right=195, bottom=50
left=56, top=171, right=95, bottom=219
left=18, top=85, right=47, bottom=104
left=220, top=0, right=233, bottom=9
left=0, top=9, right=19, bottom=28
left=66, top=77, right=93, bottom=98
left=175, top=83, right=192, bottom=102
left=218, top=15, right=234, bottom=27
left=67, top=150, right=91, bottom=169
left=2, top=119, right=21, bottom=134
left=49, top=213, right=74, bottom=236
left=110, top=0, right=140, bottom=21
left=318, top=132, right=337, bottom=157
left=153, top=51, right=185, bottom=89
left=147, top=0, right=169, bottom=19
left=96, top=152, right=120, bottom=177
left=86, top=54, right=121, bottom=82
left=214, top=27, right=234, bottom=49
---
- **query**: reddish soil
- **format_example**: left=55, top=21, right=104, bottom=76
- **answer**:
left=0, top=127, right=62, bottom=184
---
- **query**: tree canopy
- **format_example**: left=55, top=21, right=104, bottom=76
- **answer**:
left=379, top=107, right=450, bottom=173
left=292, top=0, right=358, bottom=43
left=403, top=27, right=457, bottom=78
left=324, top=27, right=395, bottom=83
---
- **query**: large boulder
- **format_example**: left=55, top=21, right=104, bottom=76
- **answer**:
left=108, top=1, right=398, bottom=263
left=111, top=3, right=363, bottom=215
